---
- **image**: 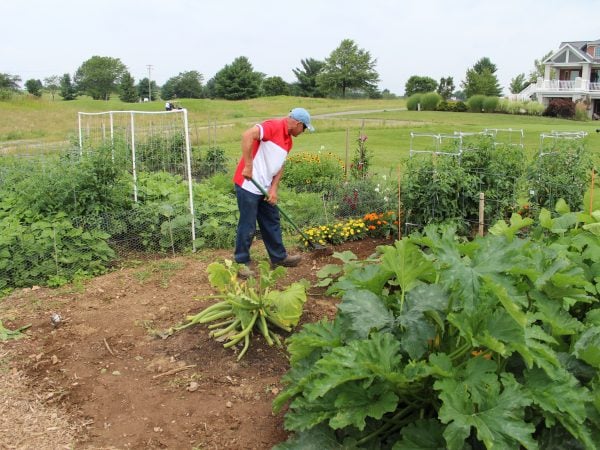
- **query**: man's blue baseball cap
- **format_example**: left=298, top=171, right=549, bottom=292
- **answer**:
left=289, top=107, right=315, bottom=132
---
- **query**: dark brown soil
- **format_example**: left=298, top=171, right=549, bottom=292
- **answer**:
left=0, top=238, right=389, bottom=449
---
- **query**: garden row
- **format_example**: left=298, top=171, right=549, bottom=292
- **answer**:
left=0, top=133, right=595, bottom=291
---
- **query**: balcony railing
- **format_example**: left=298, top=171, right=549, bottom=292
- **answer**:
left=538, top=79, right=600, bottom=91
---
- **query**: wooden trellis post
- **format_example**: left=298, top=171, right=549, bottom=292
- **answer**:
left=590, top=169, right=596, bottom=214
left=397, top=166, right=402, bottom=240
left=478, top=192, right=485, bottom=237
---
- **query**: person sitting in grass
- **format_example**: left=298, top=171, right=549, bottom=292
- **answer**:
left=233, top=108, right=314, bottom=278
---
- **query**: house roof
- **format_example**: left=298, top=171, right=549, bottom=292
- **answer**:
left=546, top=41, right=598, bottom=64
left=558, top=40, right=600, bottom=61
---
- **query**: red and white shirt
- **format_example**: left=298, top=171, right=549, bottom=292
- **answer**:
left=233, top=118, right=293, bottom=194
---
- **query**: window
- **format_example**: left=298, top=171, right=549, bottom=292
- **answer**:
left=595, top=47, right=600, bottom=58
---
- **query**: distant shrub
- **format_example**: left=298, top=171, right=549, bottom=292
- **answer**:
left=574, top=102, right=589, bottom=121
left=454, top=101, right=468, bottom=112
left=420, top=92, right=442, bottom=110
left=467, top=95, right=486, bottom=112
left=543, top=98, right=575, bottom=118
left=482, top=96, right=499, bottom=113
left=497, top=99, right=545, bottom=116
left=436, top=100, right=468, bottom=112
left=406, top=93, right=422, bottom=111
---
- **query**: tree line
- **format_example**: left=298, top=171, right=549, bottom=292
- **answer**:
left=0, top=38, right=549, bottom=102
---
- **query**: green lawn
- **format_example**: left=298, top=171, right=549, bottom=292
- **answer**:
left=2, top=95, right=599, bottom=173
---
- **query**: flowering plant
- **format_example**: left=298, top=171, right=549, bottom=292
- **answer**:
left=300, top=218, right=366, bottom=247
left=363, top=211, right=399, bottom=238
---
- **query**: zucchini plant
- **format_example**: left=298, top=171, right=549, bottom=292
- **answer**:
left=273, top=200, right=600, bottom=449
left=173, top=260, right=307, bottom=360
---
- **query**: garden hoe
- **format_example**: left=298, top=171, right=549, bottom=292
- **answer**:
left=249, top=178, right=332, bottom=256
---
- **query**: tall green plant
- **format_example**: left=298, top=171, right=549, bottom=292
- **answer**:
left=350, top=133, right=371, bottom=180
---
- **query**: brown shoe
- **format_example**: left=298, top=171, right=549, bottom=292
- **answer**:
left=272, top=255, right=302, bottom=268
left=237, top=264, right=255, bottom=279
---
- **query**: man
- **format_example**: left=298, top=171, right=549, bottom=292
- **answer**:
left=233, top=108, right=314, bottom=278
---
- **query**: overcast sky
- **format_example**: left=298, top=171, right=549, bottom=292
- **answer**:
left=3, top=0, right=600, bottom=96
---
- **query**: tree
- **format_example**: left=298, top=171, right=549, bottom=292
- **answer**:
left=404, top=75, right=438, bottom=97
left=137, top=77, right=159, bottom=101
left=74, top=56, right=127, bottom=100
left=316, top=39, right=379, bottom=98
left=44, top=75, right=61, bottom=101
left=437, top=76, right=455, bottom=100
left=509, top=73, right=529, bottom=94
left=461, top=57, right=502, bottom=98
left=529, top=50, right=553, bottom=83
left=59, top=73, right=77, bottom=100
left=161, top=71, right=204, bottom=100
left=25, top=79, right=43, bottom=97
left=211, top=57, right=263, bottom=100
left=119, top=71, right=138, bottom=103
left=0, top=73, right=21, bottom=91
left=262, top=76, right=290, bottom=96
left=292, top=58, right=325, bottom=97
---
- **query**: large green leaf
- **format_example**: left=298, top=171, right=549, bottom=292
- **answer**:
left=398, top=284, right=448, bottom=360
left=305, top=333, right=404, bottom=401
left=206, top=260, right=235, bottom=291
left=273, top=424, right=347, bottom=450
left=432, top=231, right=526, bottom=312
left=329, top=382, right=399, bottom=430
left=392, top=418, right=447, bottom=450
left=337, top=289, right=394, bottom=339
left=574, top=326, right=600, bottom=368
left=380, top=239, right=435, bottom=297
left=435, top=373, right=536, bottom=450
left=285, top=319, right=343, bottom=365
left=265, top=282, right=307, bottom=328
left=524, top=367, right=596, bottom=448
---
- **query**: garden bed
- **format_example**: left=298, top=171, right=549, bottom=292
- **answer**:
left=0, top=238, right=389, bottom=449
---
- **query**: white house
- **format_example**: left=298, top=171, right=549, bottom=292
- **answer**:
left=516, top=39, right=600, bottom=119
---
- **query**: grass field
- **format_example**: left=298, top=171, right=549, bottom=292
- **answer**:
left=2, top=94, right=599, bottom=173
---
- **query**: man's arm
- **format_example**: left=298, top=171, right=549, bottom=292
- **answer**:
left=240, top=125, right=260, bottom=180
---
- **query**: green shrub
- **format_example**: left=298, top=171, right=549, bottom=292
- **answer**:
left=0, top=213, right=114, bottom=289
left=437, top=100, right=468, bottom=112
left=482, top=96, right=499, bottom=113
left=454, top=101, right=468, bottom=112
left=466, top=95, right=486, bottom=112
left=419, top=92, right=442, bottom=111
left=436, top=100, right=450, bottom=111
left=406, top=93, right=422, bottom=111
left=282, top=151, right=345, bottom=193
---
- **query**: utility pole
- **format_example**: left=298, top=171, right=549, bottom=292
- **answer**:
left=147, top=64, right=153, bottom=101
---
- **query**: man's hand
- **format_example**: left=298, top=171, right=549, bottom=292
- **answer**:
left=266, top=188, right=278, bottom=205
left=241, top=165, right=253, bottom=180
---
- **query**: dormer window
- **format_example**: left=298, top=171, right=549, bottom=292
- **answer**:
left=595, top=47, right=600, bottom=58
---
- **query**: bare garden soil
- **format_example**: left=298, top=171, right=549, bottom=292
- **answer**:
left=0, top=238, right=390, bottom=450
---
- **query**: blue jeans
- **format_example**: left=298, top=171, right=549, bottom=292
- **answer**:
left=234, top=184, right=287, bottom=264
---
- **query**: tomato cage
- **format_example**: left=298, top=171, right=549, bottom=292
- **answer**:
left=78, top=109, right=197, bottom=250
left=539, top=130, right=588, bottom=156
